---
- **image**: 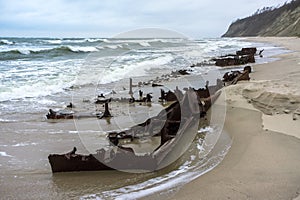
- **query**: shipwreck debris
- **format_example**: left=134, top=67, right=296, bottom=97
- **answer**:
left=48, top=85, right=222, bottom=172
left=95, top=98, right=111, bottom=104
left=159, top=87, right=184, bottom=103
left=98, top=102, right=112, bottom=119
left=152, top=83, right=164, bottom=87
left=190, top=60, right=215, bottom=67
left=222, top=66, right=252, bottom=85
left=139, top=90, right=143, bottom=99
left=46, top=101, right=113, bottom=120
left=135, top=93, right=152, bottom=103
left=259, top=49, right=264, bottom=57
left=236, top=47, right=257, bottom=56
left=46, top=109, right=75, bottom=119
left=213, top=47, right=261, bottom=67
left=66, top=102, right=74, bottom=108
left=129, top=78, right=133, bottom=96
left=214, top=54, right=255, bottom=67
left=171, top=69, right=191, bottom=76
left=98, top=93, right=105, bottom=98
left=293, top=108, right=300, bottom=120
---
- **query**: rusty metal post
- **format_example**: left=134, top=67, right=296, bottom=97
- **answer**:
left=129, top=78, right=133, bottom=95
left=103, top=102, right=112, bottom=117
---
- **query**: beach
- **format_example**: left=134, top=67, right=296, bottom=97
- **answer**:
left=0, top=37, right=252, bottom=199
left=172, top=37, right=300, bottom=200
left=0, top=37, right=299, bottom=199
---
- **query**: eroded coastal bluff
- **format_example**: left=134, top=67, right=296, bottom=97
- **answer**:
left=223, top=0, right=300, bottom=37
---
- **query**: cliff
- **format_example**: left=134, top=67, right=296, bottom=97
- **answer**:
left=222, top=0, right=300, bottom=37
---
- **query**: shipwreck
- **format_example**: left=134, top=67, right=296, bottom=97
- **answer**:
left=213, top=47, right=259, bottom=67
left=48, top=84, right=222, bottom=173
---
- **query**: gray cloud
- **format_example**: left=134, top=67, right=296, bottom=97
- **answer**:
left=0, top=0, right=289, bottom=38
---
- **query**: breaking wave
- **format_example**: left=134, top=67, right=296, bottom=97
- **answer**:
left=0, top=39, right=14, bottom=45
left=0, top=46, right=99, bottom=60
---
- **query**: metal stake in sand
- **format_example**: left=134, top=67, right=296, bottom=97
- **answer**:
left=102, top=102, right=112, bottom=118
left=139, top=90, right=143, bottom=100
left=160, top=89, right=165, bottom=101
left=129, top=78, right=133, bottom=96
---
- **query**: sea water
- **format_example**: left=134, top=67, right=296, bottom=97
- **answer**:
left=0, top=37, right=289, bottom=199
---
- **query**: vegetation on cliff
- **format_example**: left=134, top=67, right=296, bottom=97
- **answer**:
left=222, top=0, right=300, bottom=37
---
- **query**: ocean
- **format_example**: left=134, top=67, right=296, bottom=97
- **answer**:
left=0, top=37, right=288, bottom=199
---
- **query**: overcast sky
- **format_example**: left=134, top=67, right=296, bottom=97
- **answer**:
left=0, top=0, right=290, bottom=38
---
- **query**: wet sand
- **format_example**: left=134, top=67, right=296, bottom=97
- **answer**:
left=1, top=37, right=299, bottom=199
left=0, top=67, right=227, bottom=199
left=172, top=37, right=300, bottom=200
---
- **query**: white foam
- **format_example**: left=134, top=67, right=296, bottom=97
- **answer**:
left=0, top=46, right=52, bottom=53
left=49, top=130, right=64, bottom=134
left=101, top=39, right=110, bottom=43
left=0, top=118, right=17, bottom=122
left=37, top=99, right=57, bottom=105
left=82, top=132, right=232, bottom=200
left=87, top=151, right=227, bottom=200
left=0, top=39, right=14, bottom=45
left=105, top=45, right=123, bottom=49
left=190, top=155, right=196, bottom=161
left=0, top=60, right=80, bottom=101
left=139, top=41, right=151, bottom=47
left=198, top=126, right=214, bottom=133
left=197, top=140, right=205, bottom=152
left=69, top=46, right=99, bottom=52
left=98, top=54, right=174, bottom=84
left=18, top=49, right=31, bottom=55
left=0, top=151, right=13, bottom=157
left=85, top=38, right=109, bottom=43
left=68, top=131, right=79, bottom=134
left=0, top=80, right=73, bottom=101
left=47, top=39, right=62, bottom=44
left=12, top=142, right=37, bottom=147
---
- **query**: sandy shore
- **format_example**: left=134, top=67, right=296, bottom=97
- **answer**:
left=171, top=37, right=300, bottom=200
